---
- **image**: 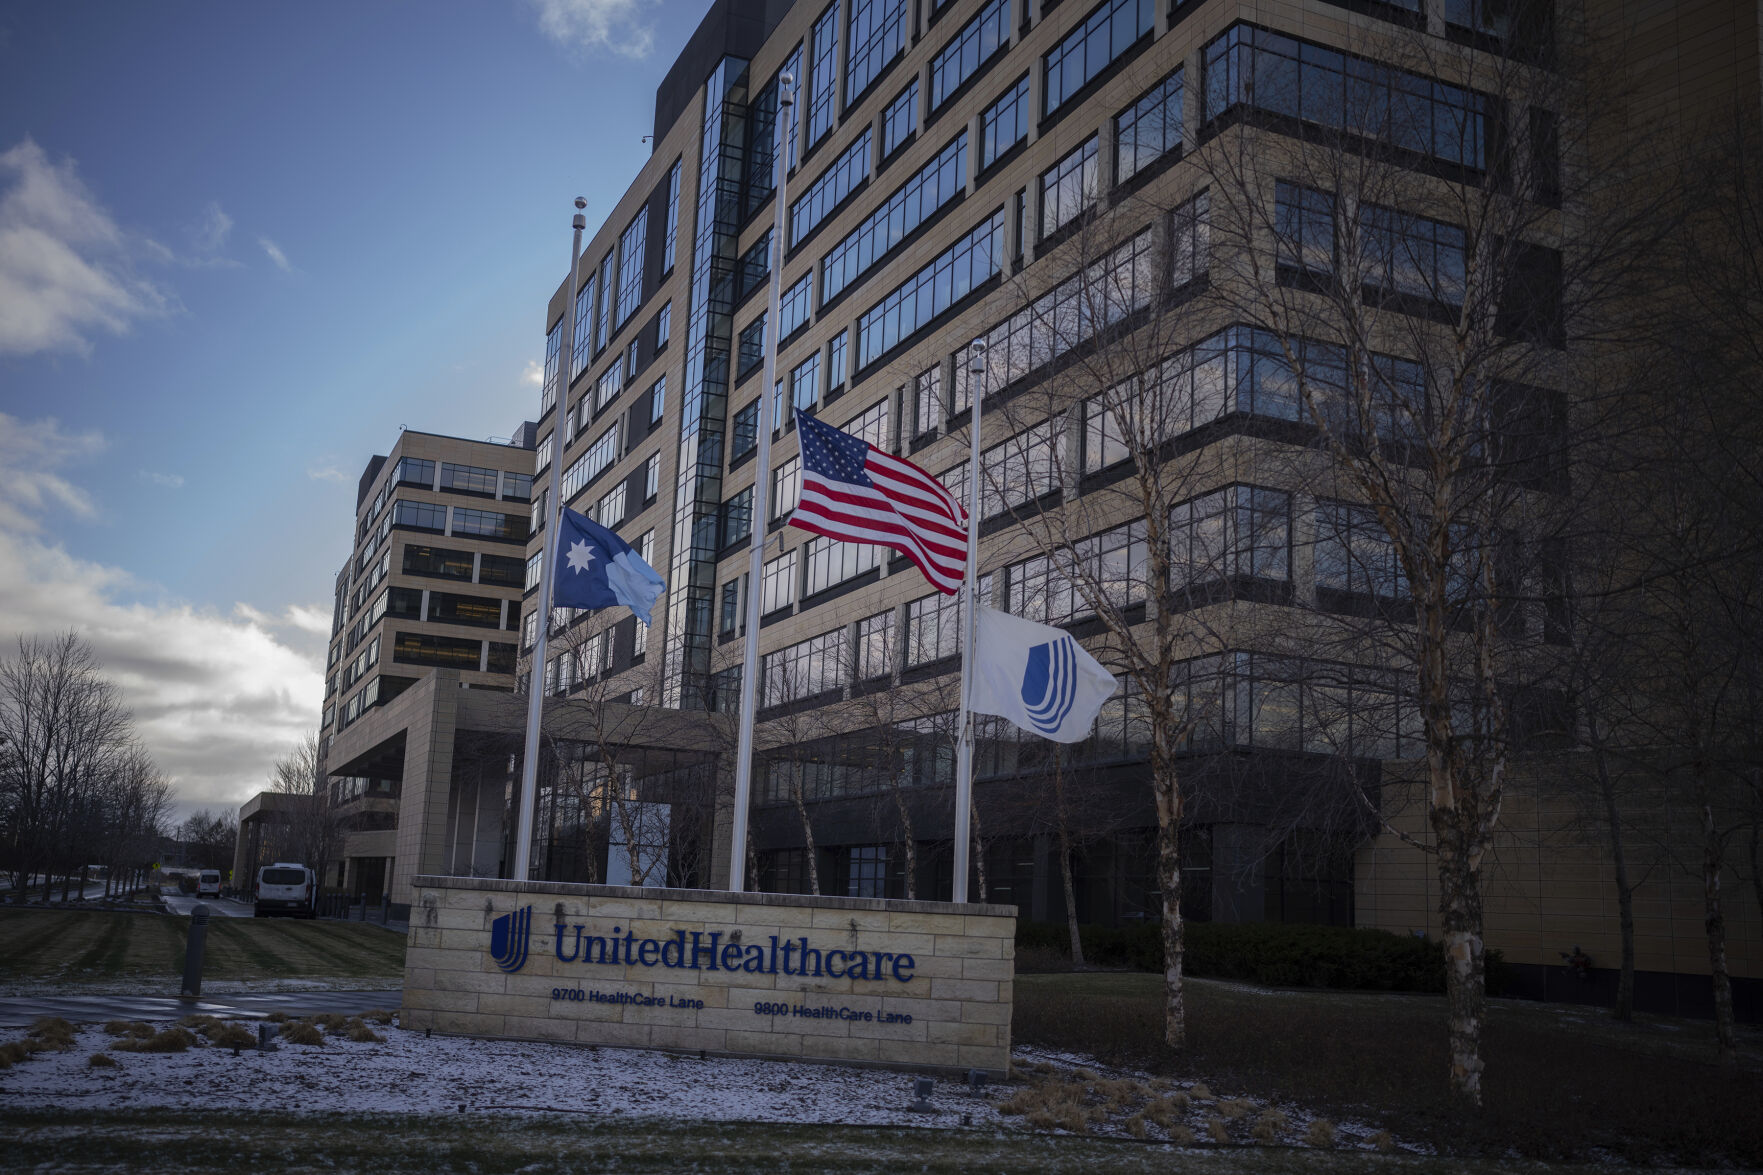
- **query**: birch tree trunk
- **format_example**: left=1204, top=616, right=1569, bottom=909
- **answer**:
left=1595, top=745, right=1637, bottom=1020
left=1149, top=695, right=1185, bottom=1049
left=1695, top=765, right=1738, bottom=1062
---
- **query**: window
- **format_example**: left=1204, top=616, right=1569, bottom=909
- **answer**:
left=571, top=273, right=596, bottom=380
left=1274, top=182, right=1335, bottom=280
left=845, top=0, right=908, bottom=103
left=847, top=846, right=887, bottom=897
left=429, top=592, right=504, bottom=629
left=738, top=231, right=771, bottom=302
left=1171, top=190, right=1209, bottom=288
left=1316, top=500, right=1406, bottom=600
left=451, top=507, right=528, bottom=542
left=525, top=553, right=543, bottom=593
left=642, top=453, right=661, bottom=500
left=1115, top=68, right=1181, bottom=183
left=1039, top=136, right=1098, bottom=237
left=1168, top=486, right=1291, bottom=587
left=907, top=591, right=962, bottom=665
left=808, top=2, right=840, bottom=145
left=487, top=642, right=516, bottom=675
left=847, top=397, right=889, bottom=448
left=390, top=500, right=447, bottom=533
left=1202, top=25, right=1488, bottom=171
left=479, top=553, right=525, bottom=588
left=595, top=363, right=623, bottom=411
left=402, top=545, right=473, bottom=581
left=440, top=462, right=498, bottom=496
left=387, top=586, right=422, bottom=620
left=737, top=316, right=766, bottom=380
left=720, top=578, right=744, bottom=635
left=596, top=482, right=627, bottom=527
left=731, top=400, right=759, bottom=461
left=394, top=457, right=435, bottom=488
left=882, top=79, right=918, bottom=157
left=663, top=160, right=682, bottom=272
left=393, top=632, right=482, bottom=670
left=803, top=535, right=880, bottom=595
left=649, top=376, right=666, bottom=425
left=779, top=273, right=812, bottom=339
left=761, top=549, right=799, bottom=613
left=1043, top=0, right=1154, bottom=116
left=913, top=364, right=942, bottom=436
left=561, top=421, right=621, bottom=501
left=617, top=208, right=647, bottom=324
left=763, top=627, right=846, bottom=705
left=594, top=252, right=614, bottom=351
left=930, top=0, right=1009, bottom=111
left=1007, top=520, right=1147, bottom=623
left=821, top=132, right=967, bottom=304
left=1363, top=203, right=1467, bottom=307
left=522, top=606, right=539, bottom=647
left=771, top=456, right=801, bottom=519
left=656, top=301, right=672, bottom=349
left=953, top=228, right=1154, bottom=409
left=856, top=609, right=895, bottom=678
left=827, top=330, right=848, bottom=392
left=625, top=339, right=639, bottom=382
left=791, top=130, right=872, bottom=248
left=501, top=472, right=533, bottom=502
left=790, top=353, right=820, bottom=417
left=857, top=211, right=1003, bottom=368
left=541, top=319, right=562, bottom=414
left=979, top=74, right=1030, bottom=170
left=941, top=419, right=1064, bottom=520
left=721, top=487, right=753, bottom=548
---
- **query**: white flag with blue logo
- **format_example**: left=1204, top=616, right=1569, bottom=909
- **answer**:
left=970, top=606, right=1117, bottom=743
left=552, top=506, right=667, bottom=626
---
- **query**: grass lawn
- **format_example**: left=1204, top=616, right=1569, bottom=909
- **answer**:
left=0, top=909, right=406, bottom=986
left=1013, top=972, right=1763, bottom=1166
left=0, top=1110, right=1680, bottom=1174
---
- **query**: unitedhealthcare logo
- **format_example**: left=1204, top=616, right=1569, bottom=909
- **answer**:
left=1021, top=637, right=1079, bottom=736
left=489, top=905, right=533, bottom=973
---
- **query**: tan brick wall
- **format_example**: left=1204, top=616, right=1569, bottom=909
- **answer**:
left=402, top=875, right=1017, bottom=1077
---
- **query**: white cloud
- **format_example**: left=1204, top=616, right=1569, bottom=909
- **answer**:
left=521, top=358, right=543, bottom=387
left=306, top=463, right=349, bottom=483
left=0, top=411, right=106, bottom=533
left=193, top=201, right=233, bottom=254
left=139, top=469, right=184, bottom=489
left=527, top=0, right=656, bottom=59
left=0, top=414, right=326, bottom=812
left=259, top=236, right=291, bottom=273
left=0, top=138, right=172, bottom=356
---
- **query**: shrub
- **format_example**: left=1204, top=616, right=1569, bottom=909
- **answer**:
left=362, top=1009, right=396, bottom=1025
left=210, top=1023, right=258, bottom=1050
left=103, top=1019, right=150, bottom=1037
left=112, top=1028, right=196, bottom=1054
left=28, top=1018, right=76, bottom=1051
left=88, top=1053, right=118, bottom=1068
left=280, top=1021, right=324, bottom=1046
left=1306, top=1118, right=1337, bottom=1148
left=1014, top=919, right=1511, bottom=994
left=346, top=1024, right=385, bottom=1044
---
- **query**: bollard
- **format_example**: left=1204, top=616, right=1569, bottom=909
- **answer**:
left=380, top=893, right=390, bottom=923
left=256, top=1021, right=278, bottom=1051
left=180, top=903, right=210, bottom=999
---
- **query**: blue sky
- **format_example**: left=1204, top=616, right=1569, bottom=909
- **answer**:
left=0, top=0, right=703, bottom=816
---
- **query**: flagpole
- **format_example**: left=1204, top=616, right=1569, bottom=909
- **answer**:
left=513, top=197, right=588, bottom=884
left=729, top=74, right=795, bottom=893
left=952, top=340, right=987, bottom=904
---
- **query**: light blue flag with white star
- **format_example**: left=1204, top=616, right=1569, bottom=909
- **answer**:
left=552, top=506, right=666, bottom=626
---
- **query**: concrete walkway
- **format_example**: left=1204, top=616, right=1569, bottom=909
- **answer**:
left=0, top=989, right=403, bottom=1029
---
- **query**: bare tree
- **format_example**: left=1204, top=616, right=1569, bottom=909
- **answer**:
left=270, top=732, right=339, bottom=887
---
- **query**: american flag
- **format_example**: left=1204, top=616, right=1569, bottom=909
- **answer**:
left=788, top=411, right=969, bottom=594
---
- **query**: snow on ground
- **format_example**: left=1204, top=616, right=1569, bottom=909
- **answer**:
left=0, top=1018, right=1004, bottom=1129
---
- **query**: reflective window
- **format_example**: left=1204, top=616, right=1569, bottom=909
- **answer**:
left=394, top=457, right=435, bottom=488
left=941, top=419, right=1064, bottom=520
left=440, top=462, right=498, bottom=496
left=780, top=273, right=812, bottom=339
left=808, top=4, right=841, bottom=145
left=596, top=482, right=627, bottom=527
left=393, top=632, right=481, bottom=670
left=731, top=400, right=759, bottom=461
left=663, top=160, right=682, bottom=272
left=856, top=608, right=895, bottom=679
left=882, top=78, right=918, bottom=158
left=1115, top=68, right=1182, bottom=183
left=402, top=545, right=473, bottom=582
left=1316, top=500, right=1407, bottom=600
left=791, top=130, right=872, bottom=248
left=821, top=132, right=967, bottom=305
left=1039, top=135, right=1098, bottom=237
left=913, top=364, right=942, bottom=437
left=847, top=396, right=889, bottom=448
left=561, top=421, right=621, bottom=501
left=429, top=592, right=504, bottom=629
left=857, top=211, right=1003, bottom=369
left=763, top=625, right=845, bottom=704
left=720, top=487, right=753, bottom=548
left=479, top=553, right=525, bottom=588
left=541, top=319, right=562, bottom=414
left=594, top=252, right=614, bottom=351
left=846, top=0, right=908, bottom=103
left=390, top=500, right=447, bottom=533
left=803, top=534, right=880, bottom=595
left=571, top=272, right=596, bottom=380
left=930, top=0, right=1009, bottom=110
left=1169, top=486, right=1291, bottom=586
left=906, top=591, right=962, bottom=665
left=828, top=330, right=849, bottom=392
left=451, top=507, right=529, bottom=543
left=979, top=74, right=1030, bottom=170
left=771, top=456, right=801, bottom=520
left=656, top=301, right=672, bottom=349
left=1043, top=0, right=1154, bottom=116
left=501, top=472, right=533, bottom=502
left=1006, top=520, right=1147, bottom=623
left=761, top=549, right=799, bottom=613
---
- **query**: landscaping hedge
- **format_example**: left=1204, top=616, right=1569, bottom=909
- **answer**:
left=1016, top=919, right=1508, bottom=995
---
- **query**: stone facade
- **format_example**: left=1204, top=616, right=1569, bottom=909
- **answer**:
left=402, top=875, right=1017, bottom=1076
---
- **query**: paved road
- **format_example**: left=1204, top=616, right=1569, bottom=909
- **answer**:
left=160, top=892, right=256, bottom=918
left=0, top=989, right=404, bottom=1029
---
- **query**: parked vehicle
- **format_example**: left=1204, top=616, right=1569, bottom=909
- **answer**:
left=254, top=863, right=316, bottom=918
left=196, top=870, right=221, bottom=898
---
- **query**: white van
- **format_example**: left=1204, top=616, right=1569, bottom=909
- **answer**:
left=196, top=870, right=222, bottom=898
left=255, top=863, right=316, bottom=919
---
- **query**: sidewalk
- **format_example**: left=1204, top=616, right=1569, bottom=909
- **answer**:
left=0, top=988, right=403, bottom=1030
